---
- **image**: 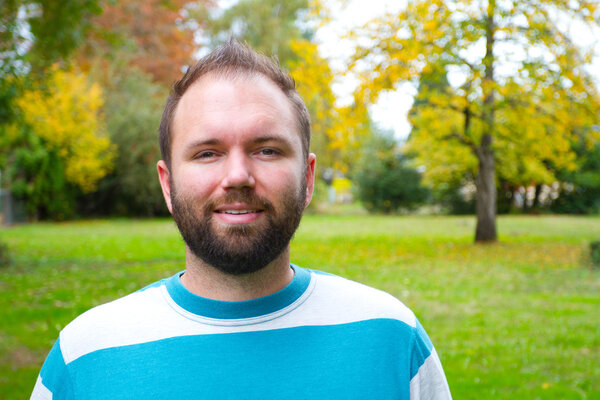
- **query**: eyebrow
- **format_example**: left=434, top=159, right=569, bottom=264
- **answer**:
left=251, top=135, right=293, bottom=146
left=185, top=138, right=221, bottom=149
left=185, top=135, right=293, bottom=149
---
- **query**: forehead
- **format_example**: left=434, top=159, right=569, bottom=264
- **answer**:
left=171, top=73, right=298, bottom=144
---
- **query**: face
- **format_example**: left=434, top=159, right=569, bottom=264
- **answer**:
left=157, top=73, right=315, bottom=275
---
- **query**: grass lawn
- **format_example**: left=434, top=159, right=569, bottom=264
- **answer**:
left=1, top=215, right=599, bottom=399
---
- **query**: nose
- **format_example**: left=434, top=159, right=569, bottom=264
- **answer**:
left=221, top=150, right=256, bottom=189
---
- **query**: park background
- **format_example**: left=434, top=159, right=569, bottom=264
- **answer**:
left=0, top=0, right=599, bottom=398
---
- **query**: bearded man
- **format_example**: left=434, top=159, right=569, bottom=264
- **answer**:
left=31, top=39, right=451, bottom=400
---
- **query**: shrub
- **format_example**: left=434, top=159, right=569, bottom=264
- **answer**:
left=354, top=133, right=429, bottom=213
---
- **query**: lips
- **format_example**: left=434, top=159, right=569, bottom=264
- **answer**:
left=213, top=204, right=265, bottom=224
left=215, top=209, right=262, bottom=215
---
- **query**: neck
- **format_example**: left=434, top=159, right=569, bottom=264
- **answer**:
left=180, top=247, right=294, bottom=301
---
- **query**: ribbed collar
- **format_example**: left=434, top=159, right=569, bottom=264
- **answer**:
left=164, top=265, right=311, bottom=320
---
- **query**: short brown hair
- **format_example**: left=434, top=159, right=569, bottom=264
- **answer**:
left=159, top=38, right=311, bottom=168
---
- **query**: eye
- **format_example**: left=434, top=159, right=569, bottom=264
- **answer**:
left=258, top=148, right=280, bottom=157
left=195, top=151, right=217, bottom=160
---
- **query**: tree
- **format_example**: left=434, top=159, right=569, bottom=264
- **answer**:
left=5, top=68, right=114, bottom=219
left=1, top=0, right=101, bottom=124
left=1, top=0, right=101, bottom=75
left=351, top=0, right=600, bottom=241
left=1, top=0, right=103, bottom=219
left=73, top=0, right=205, bottom=216
left=79, top=66, right=168, bottom=216
left=192, top=0, right=310, bottom=63
left=1, top=0, right=102, bottom=165
left=76, top=0, right=197, bottom=86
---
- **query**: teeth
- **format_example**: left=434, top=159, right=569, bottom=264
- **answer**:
left=222, top=210, right=254, bottom=214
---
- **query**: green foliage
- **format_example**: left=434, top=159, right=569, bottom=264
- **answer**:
left=10, top=135, right=76, bottom=220
left=434, top=184, right=476, bottom=215
left=551, top=142, right=600, bottom=214
left=0, top=79, right=18, bottom=125
left=590, top=241, right=600, bottom=267
left=79, top=67, right=168, bottom=217
left=1, top=216, right=599, bottom=398
left=0, top=0, right=101, bottom=75
left=2, top=117, right=78, bottom=220
left=354, top=132, right=429, bottom=213
left=193, top=0, right=310, bottom=64
left=26, top=0, right=102, bottom=70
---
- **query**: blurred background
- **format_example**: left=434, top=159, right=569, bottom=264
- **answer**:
left=1, top=0, right=599, bottom=239
left=1, top=1, right=600, bottom=398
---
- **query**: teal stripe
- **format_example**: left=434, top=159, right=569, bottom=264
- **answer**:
left=39, top=338, right=74, bottom=400
left=165, top=265, right=311, bottom=319
left=410, top=318, right=434, bottom=380
left=69, top=319, right=416, bottom=400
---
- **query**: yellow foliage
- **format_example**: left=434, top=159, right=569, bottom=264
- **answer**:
left=332, top=176, right=352, bottom=195
left=350, top=0, right=600, bottom=190
left=16, top=67, right=114, bottom=192
left=288, top=39, right=369, bottom=172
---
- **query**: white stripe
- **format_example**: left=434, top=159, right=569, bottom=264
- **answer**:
left=61, top=272, right=416, bottom=363
left=30, top=375, right=52, bottom=400
left=410, top=349, right=452, bottom=400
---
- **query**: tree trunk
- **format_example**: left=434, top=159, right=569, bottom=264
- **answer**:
left=475, top=0, right=498, bottom=242
left=475, top=134, right=497, bottom=242
left=532, top=184, right=542, bottom=211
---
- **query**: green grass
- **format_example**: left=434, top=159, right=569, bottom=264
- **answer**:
left=1, top=215, right=599, bottom=399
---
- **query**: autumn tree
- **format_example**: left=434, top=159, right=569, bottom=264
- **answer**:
left=4, top=68, right=113, bottom=219
left=1, top=0, right=101, bottom=153
left=76, top=0, right=198, bottom=86
left=72, top=0, right=206, bottom=216
left=351, top=0, right=600, bottom=241
left=0, top=0, right=105, bottom=220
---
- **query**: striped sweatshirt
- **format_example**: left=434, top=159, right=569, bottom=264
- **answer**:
left=32, top=265, right=451, bottom=399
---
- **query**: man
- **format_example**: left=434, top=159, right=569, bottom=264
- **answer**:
left=31, top=39, right=451, bottom=399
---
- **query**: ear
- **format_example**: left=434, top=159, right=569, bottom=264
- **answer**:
left=303, top=153, right=316, bottom=208
left=157, top=160, right=173, bottom=214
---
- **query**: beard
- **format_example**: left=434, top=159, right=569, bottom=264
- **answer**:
left=170, top=179, right=306, bottom=276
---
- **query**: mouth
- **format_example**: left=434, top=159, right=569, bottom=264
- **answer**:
left=215, top=209, right=263, bottom=215
left=213, top=205, right=265, bottom=224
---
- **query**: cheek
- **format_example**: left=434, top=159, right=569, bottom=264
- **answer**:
left=258, top=165, right=303, bottom=190
left=174, top=168, right=220, bottom=200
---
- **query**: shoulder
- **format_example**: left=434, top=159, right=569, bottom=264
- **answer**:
left=303, top=268, right=417, bottom=328
left=58, top=278, right=169, bottom=364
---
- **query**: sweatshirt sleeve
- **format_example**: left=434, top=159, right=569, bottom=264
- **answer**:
left=409, top=319, right=452, bottom=400
left=31, top=337, right=75, bottom=400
